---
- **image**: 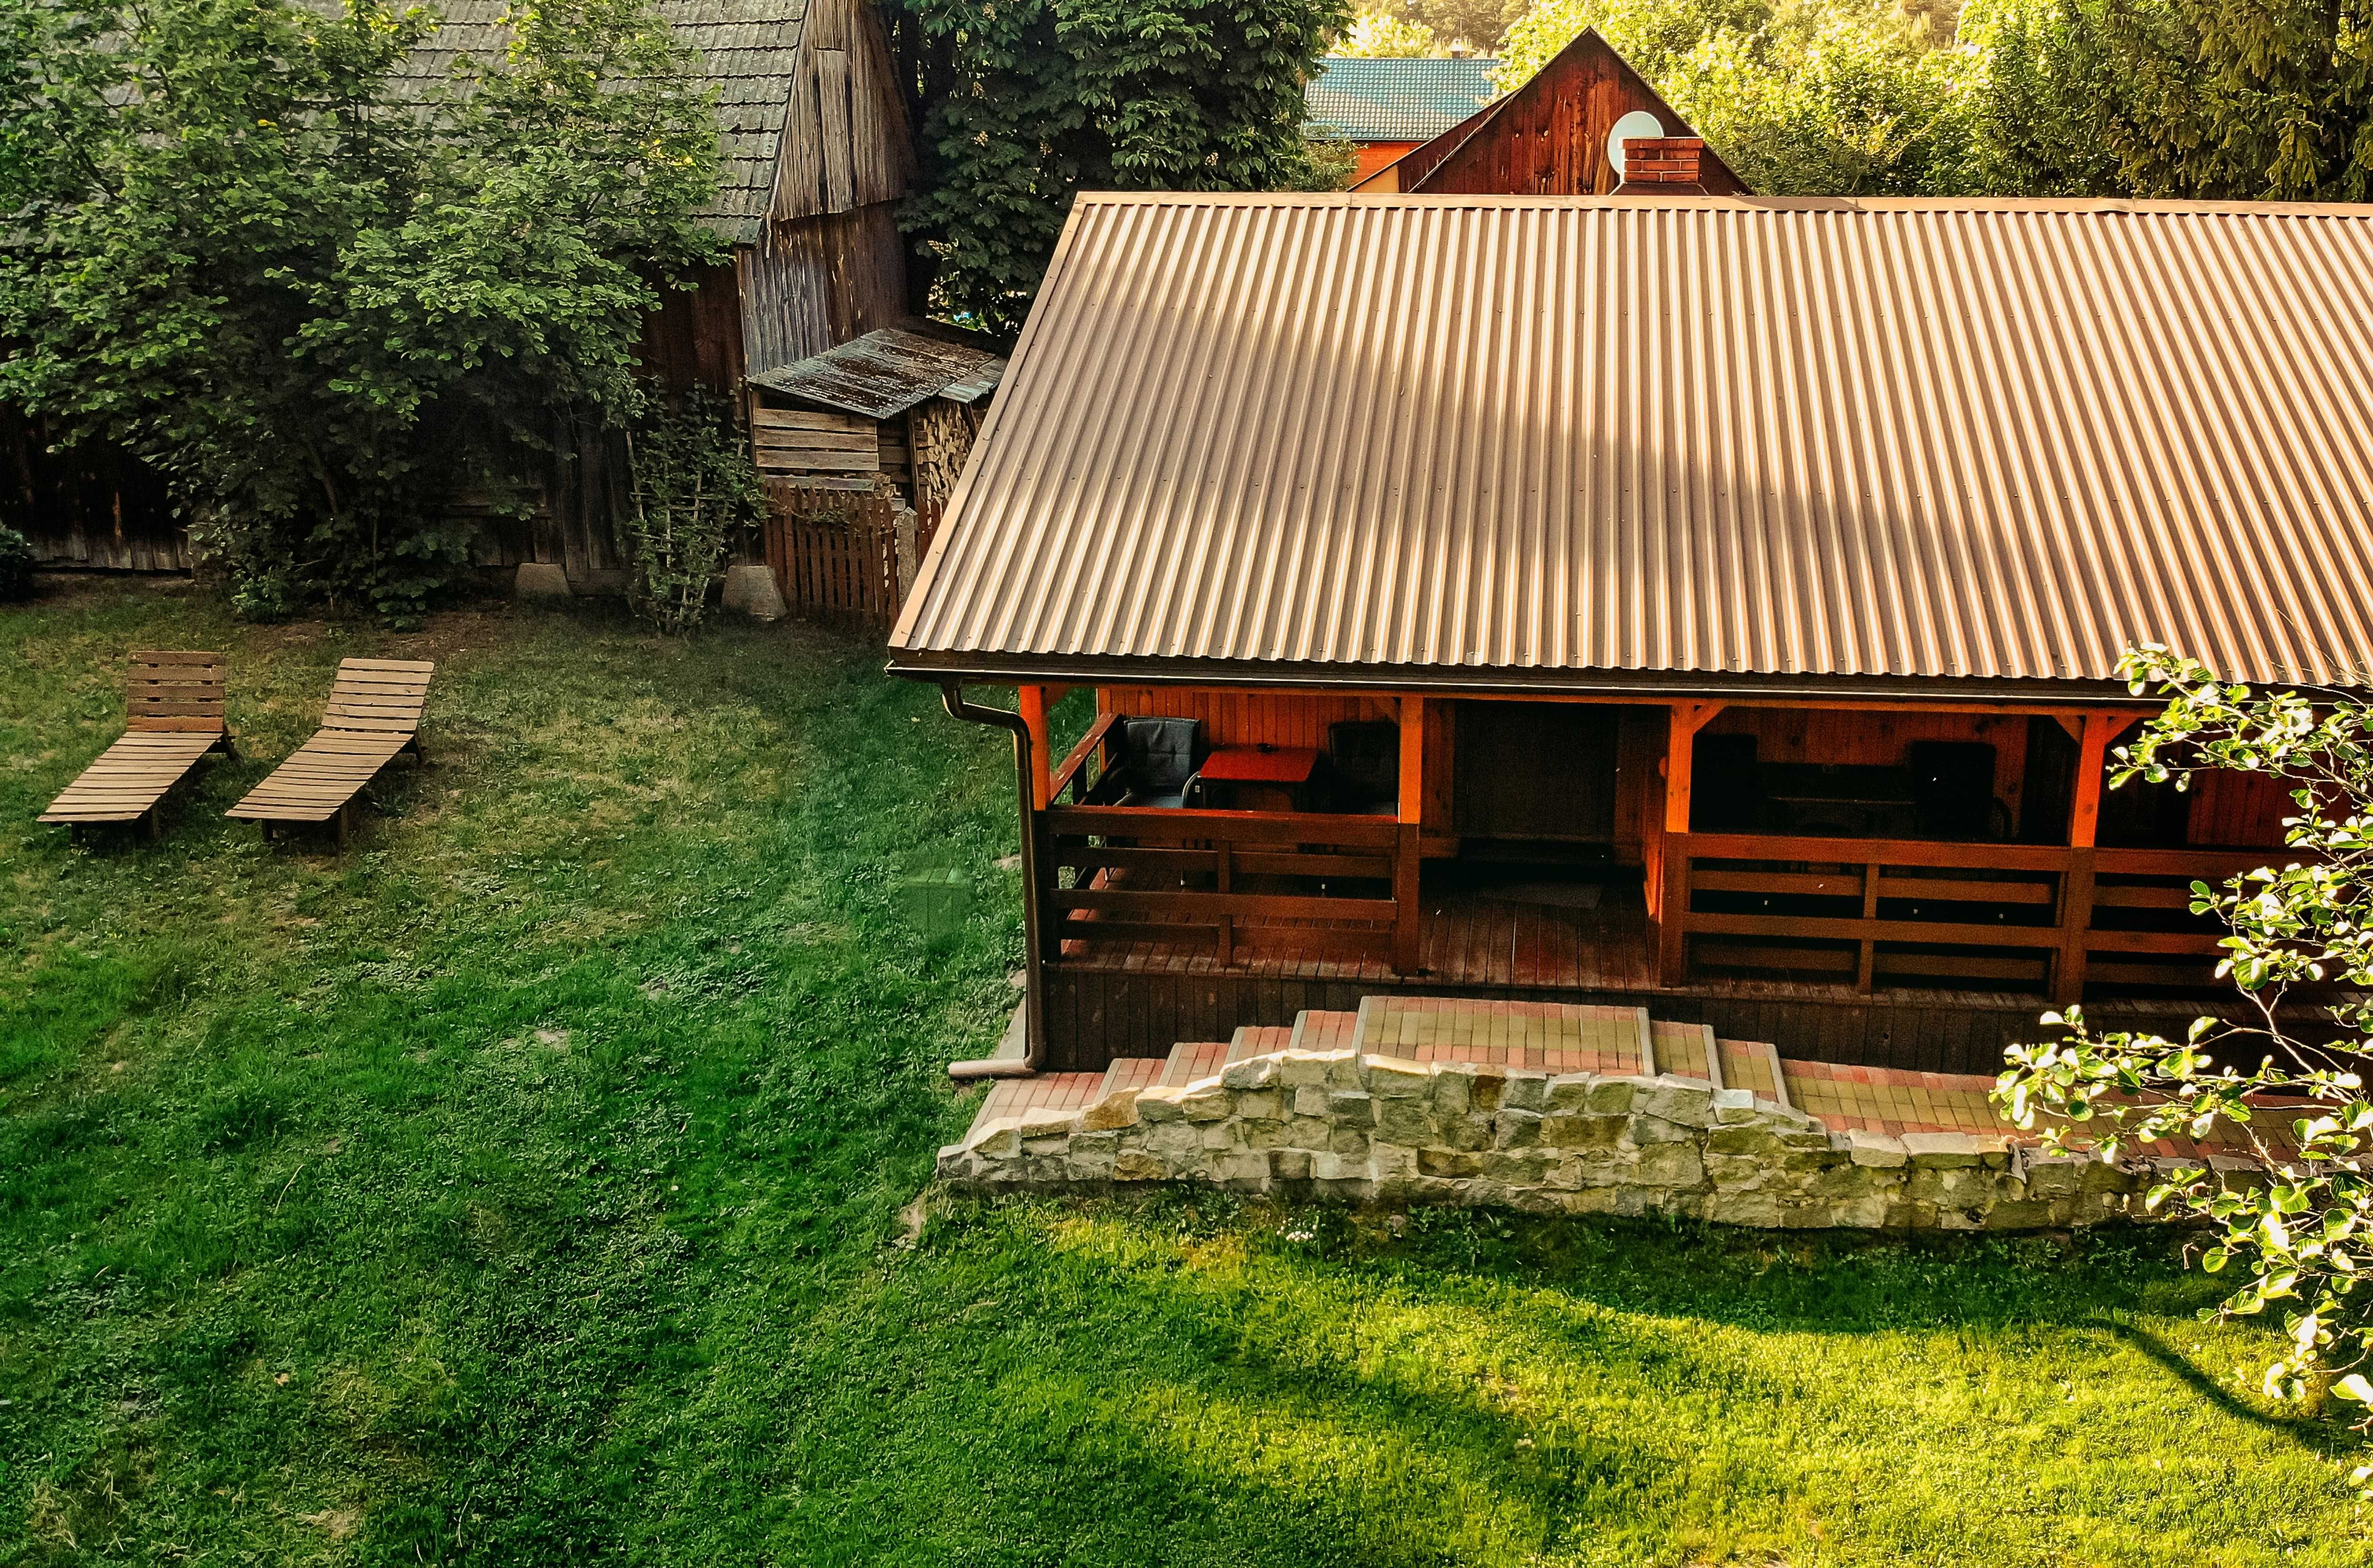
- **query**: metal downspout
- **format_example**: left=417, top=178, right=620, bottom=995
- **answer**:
left=938, top=682, right=1043, bottom=1080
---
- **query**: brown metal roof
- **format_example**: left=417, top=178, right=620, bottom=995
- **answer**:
left=748, top=328, right=1006, bottom=418
left=892, top=192, right=2373, bottom=696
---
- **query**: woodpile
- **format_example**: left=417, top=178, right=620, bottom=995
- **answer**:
left=907, top=398, right=982, bottom=510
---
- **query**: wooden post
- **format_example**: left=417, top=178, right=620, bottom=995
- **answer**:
left=1394, top=695, right=1426, bottom=973
left=2054, top=712, right=2119, bottom=1005
left=1656, top=702, right=1722, bottom=986
left=1017, top=685, right=1053, bottom=810
left=1856, top=854, right=1880, bottom=994
left=1215, top=838, right=1234, bottom=968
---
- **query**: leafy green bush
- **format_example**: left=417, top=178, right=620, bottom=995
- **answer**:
left=888, top=0, right=1344, bottom=330
left=0, top=522, right=33, bottom=601
left=618, top=385, right=762, bottom=635
left=0, top=0, right=724, bottom=624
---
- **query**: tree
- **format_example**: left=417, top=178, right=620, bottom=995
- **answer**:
left=1996, top=645, right=2373, bottom=1456
left=0, top=0, right=723, bottom=621
left=888, top=0, right=1344, bottom=332
left=1495, top=0, right=1982, bottom=195
left=1334, top=10, right=1443, bottom=52
left=1971, top=0, right=2373, bottom=199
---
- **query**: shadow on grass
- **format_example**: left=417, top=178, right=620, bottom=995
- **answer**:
left=2093, top=1316, right=2332, bottom=1446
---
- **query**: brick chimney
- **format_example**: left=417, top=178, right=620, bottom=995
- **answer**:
left=1617, top=136, right=1706, bottom=194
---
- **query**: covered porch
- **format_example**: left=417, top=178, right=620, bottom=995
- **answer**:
left=1009, top=683, right=2291, bottom=1073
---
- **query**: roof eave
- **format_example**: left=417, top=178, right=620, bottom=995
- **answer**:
left=882, top=650, right=2152, bottom=707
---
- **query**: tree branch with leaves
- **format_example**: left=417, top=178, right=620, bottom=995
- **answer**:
left=1996, top=644, right=2373, bottom=1466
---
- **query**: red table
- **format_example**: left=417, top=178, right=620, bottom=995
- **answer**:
left=1198, top=745, right=1321, bottom=811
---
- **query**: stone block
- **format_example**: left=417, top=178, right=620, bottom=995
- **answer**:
left=1221, top=1056, right=1280, bottom=1090
left=1707, top=1126, right=1784, bottom=1159
left=1326, top=1054, right=1366, bottom=1089
left=515, top=562, right=572, bottom=598
left=1365, top=1058, right=1430, bottom=1098
left=1328, top=1126, right=1371, bottom=1156
left=1639, top=1080, right=1716, bottom=1126
left=1135, top=1086, right=1189, bottom=1123
left=1467, top=1065, right=1510, bottom=1112
left=1845, top=1129, right=1909, bottom=1168
left=1293, top=1086, right=1330, bottom=1119
left=1713, top=1087, right=1760, bottom=1123
left=1482, top=1149, right=1558, bottom=1185
left=1541, top=1113, right=1627, bottom=1150
left=1270, top=1149, right=1313, bottom=1182
left=1418, top=1147, right=1484, bottom=1178
left=1902, top=1132, right=1989, bottom=1169
left=1311, top=1151, right=1368, bottom=1182
left=1430, top=1065, right=1473, bottom=1116
left=1276, top=1051, right=1338, bottom=1087
left=1144, top=1122, right=1201, bottom=1157
left=1369, top=1142, right=1419, bottom=1179
left=1501, top=1071, right=1549, bottom=1113
left=1636, top=1143, right=1705, bottom=1188
left=1198, top=1122, right=1238, bottom=1150
left=2022, top=1154, right=2087, bottom=1198
left=1439, top=1113, right=1495, bottom=1152
left=1112, top=1151, right=1164, bottom=1182
left=1327, top=1090, right=1375, bottom=1126
left=1241, top=1120, right=1294, bottom=1150
left=1375, top=1099, right=1434, bottom=1144
left=1179, top=1086, right=1233, bottom=1122
left=1628, top=1115, right=1695, bottom=1145
left=1544, top=1074, right=1596, bottom=1112
left=1589, top=1076, right=1652, bottom=1114
left=1235, top=1090, right=1284, bottom=1122
left=1078, top=1090, right=1141, bottom=1131
left=1704, top=1190, right=1785, bottom=1227
left=966, top=1116, right=1025, bottom=1157
left=720, top=563, right=786, bottom=619
left=1495, top=1108, right=1544, bottom=1148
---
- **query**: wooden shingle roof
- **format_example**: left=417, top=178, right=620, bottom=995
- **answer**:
left=395, top=0, right=810, bottom=243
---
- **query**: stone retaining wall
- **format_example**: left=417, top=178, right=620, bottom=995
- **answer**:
left=937, top=1050, right=2239, bottom=1230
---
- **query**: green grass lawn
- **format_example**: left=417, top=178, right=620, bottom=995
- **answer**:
left=3, top=576, right=2367, bottom=1567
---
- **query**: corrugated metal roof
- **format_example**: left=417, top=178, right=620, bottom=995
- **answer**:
left=389, top=0, right=808, bottom=243
left=749, top=328, right=1006, bottom=418
left=892, top=192, right=2373, bottom=696
left=1304, top=58, right=1500, bottom=143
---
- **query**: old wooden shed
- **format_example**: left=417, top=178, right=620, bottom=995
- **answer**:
left=12, top=0, right=916, bottom=584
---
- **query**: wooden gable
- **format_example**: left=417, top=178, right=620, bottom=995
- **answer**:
left=1357, top=29, right=1746, bottom=197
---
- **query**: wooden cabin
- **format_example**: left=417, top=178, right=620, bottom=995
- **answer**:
left=14, top=0, right=914, bottom=585
left=1352, top=29, right=1746, bottom=195
left=1304, top=57, right=1502, bottom=184
left=746, top=324, right=1005, bottom=509
left=889, top=189, right=2373, bottom=1077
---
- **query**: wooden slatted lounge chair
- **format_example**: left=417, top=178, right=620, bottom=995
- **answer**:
left=226, top=658, right=434, bottom=847
left=40, top=650, right=236, bottom=839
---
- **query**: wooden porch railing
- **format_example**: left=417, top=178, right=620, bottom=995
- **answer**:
left=1661, top=831, right=2274, bottom=1000
left=1038, top=712, right=1414, bottom=968
left=1041, top=804, right=1403, bottom=964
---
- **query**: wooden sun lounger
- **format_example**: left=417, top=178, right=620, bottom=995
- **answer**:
left=226, top=658, right=434, bottom=846
left=40, top=650, right=236, bottom=839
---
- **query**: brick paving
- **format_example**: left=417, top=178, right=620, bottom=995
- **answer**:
left=1159, top=1041, right=1232, bottom=1087
left=977, top=1072, right=1107, bottom=1122
left=1357, top=997, right=1649, bottom=1073
left=1291, top=1011, right=1362, bottom=1051
left=1651, top=1020, right=1715, bottom=1081
left=1100, top=1056, right=1168, bottom=1096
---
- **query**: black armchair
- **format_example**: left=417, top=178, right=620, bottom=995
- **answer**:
left=1325, top=721, right=1399, bottom=814
left=1084, top=716, right=1208, bottom=808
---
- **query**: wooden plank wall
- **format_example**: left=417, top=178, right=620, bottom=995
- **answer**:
left=741, top=204, right=909, bottom=374
left=2184, top=767, right=2292, bottom=848
left=637, top=261, right=747, bottom=394
left=770, top=0, right=913, bottom=224
left=752, top=406, right=884, bottom=492
left=1094, top=686, right=1459, bottom=851
left=1699, top=707, right=2030, bottom=829
left=5, top=406, right=183, bottom=571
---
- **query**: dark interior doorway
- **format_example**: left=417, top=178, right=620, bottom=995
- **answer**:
left=1453, top=701, right=1621, bottom=851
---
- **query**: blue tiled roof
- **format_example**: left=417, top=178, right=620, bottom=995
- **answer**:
left=1304, top=57, right=1500, bottom=142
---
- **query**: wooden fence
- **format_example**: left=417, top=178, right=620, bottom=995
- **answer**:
left=760, top=482, right=904, bottom=630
